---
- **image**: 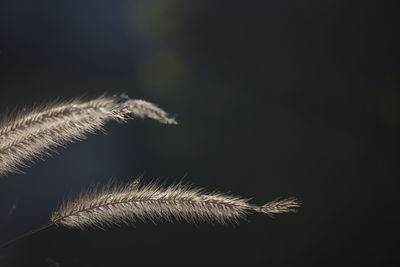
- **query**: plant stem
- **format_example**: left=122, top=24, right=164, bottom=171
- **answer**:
left=0, top=222, right=54, bottom=249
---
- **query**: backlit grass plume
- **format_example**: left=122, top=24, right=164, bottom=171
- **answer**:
left=51, top=178, right=300, bottom=228
left=0, top=94, right=177, bottom=176
left=0, top=178, right=301, bottom=248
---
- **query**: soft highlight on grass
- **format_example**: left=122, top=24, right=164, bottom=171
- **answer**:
left=50, top=178, right=301, bottom=229
left=0, top=95, right=176, bottom=176
left=0, top=94, right=301, bottom=250
left=0, top=177, right=301, bottom=248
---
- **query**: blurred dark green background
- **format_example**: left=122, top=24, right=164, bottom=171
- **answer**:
left=0, top=1, right=399, bottom=266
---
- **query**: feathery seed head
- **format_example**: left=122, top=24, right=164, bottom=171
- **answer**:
left=51, top=178, right=301, bottom=229
left=0, top=95, right=176, bottom=176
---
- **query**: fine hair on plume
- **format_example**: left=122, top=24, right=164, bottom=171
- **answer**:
left=0, top=177, right=301, bottom=248
left=0, top=93, right=301, bottom=250
left=0, top=94, right=177, bottom=176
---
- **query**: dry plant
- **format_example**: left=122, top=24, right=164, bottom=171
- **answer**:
left=0, top=93, right=301, bottom=250
left=0, top=94, right=176, bottom=176
left=0, top=178, right=301, bottom=248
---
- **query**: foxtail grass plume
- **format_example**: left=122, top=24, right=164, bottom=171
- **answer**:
left=0, top=177, right=301, bottom=248
left=0, top=95, right=176, bottom=176
left=51, top=178, right=301, bottom=229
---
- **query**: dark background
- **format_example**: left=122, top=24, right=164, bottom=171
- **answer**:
left=0, top=0, right=399, bottom=266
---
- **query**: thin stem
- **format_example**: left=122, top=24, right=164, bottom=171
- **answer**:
left=0, top=222, right=54, bottom=249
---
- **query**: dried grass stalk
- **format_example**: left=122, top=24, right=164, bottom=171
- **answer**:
left=0, top=95, right=176, bottom=176
left=51, top=178, right=301, bottom=229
